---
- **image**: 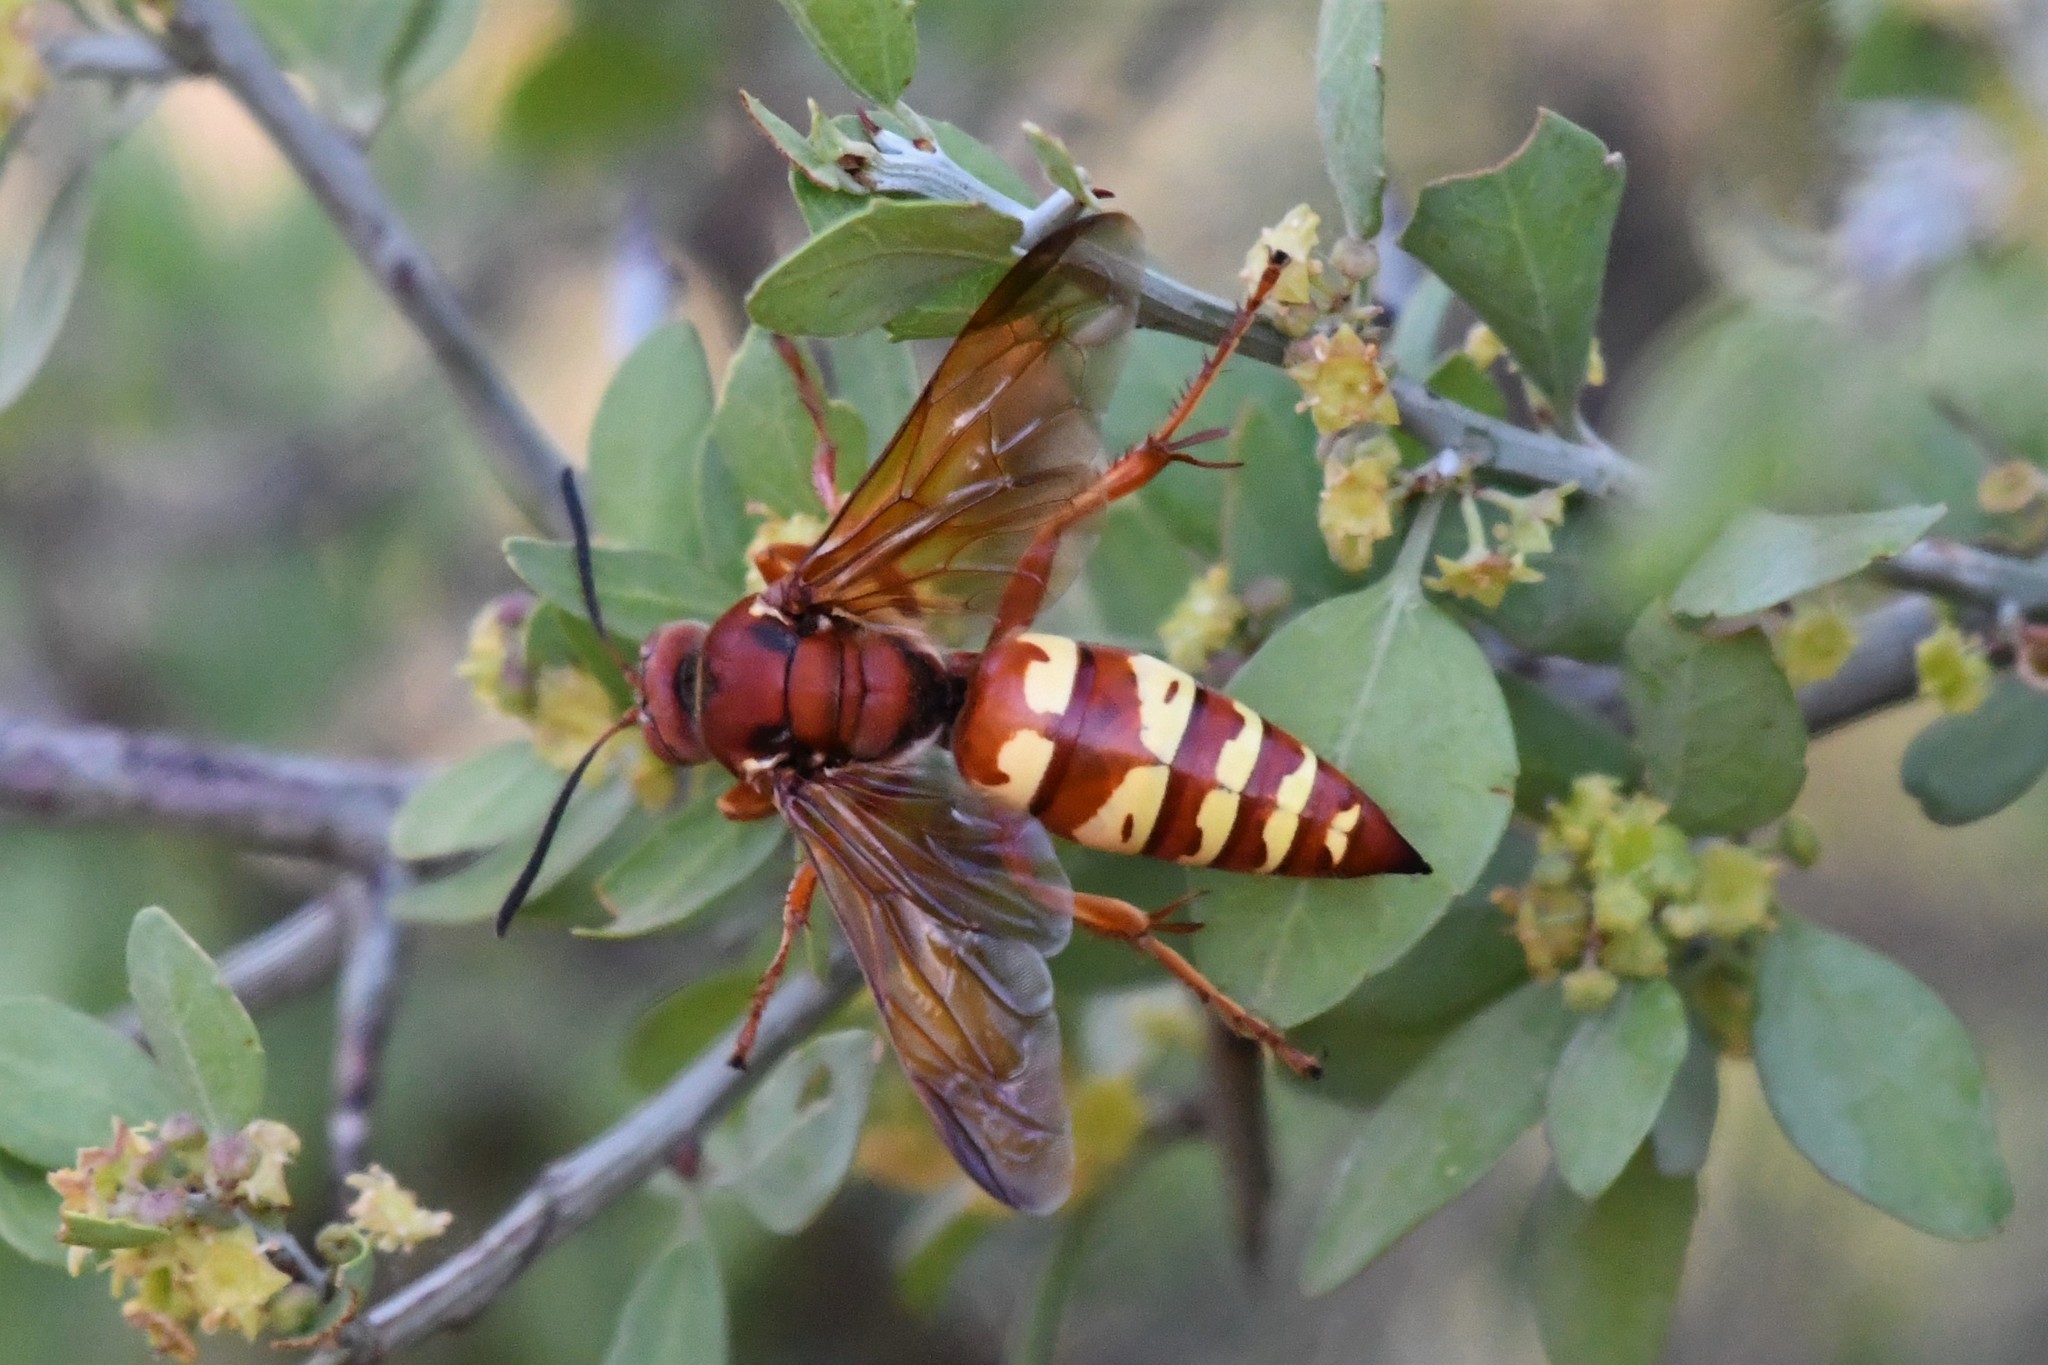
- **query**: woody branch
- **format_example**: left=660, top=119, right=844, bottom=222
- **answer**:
left=35, top=0, right=574, bottom=536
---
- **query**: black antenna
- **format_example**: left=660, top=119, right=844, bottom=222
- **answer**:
left=497, top=470, right=631, bottom=937
left=560, top=468, right=610, bottom=641
left=495, top=715, right=632, bottom=936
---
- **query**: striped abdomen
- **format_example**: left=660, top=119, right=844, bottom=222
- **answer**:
left=953, top=632, right=1428, bottom=878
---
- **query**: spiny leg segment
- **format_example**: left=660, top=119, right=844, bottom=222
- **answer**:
left=1071, top=891, right=1322, bottom=1079
left=729, top=859, right=818, bottom=1069
left=989, top=250, right=1289, bottom=638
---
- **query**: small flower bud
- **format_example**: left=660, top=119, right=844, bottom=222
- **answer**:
left=1327, top=235, right=1379, bottom=284
left=207, top=1133, right=255, bottom=1187
left=1914, top=621, right=1992, bottom=714
left=1777, top=600, right=1859, bottom=686
left=457, top=593, right=538, bottom=719
left=1777, top=812, right=1821, bottom=869
left=1977, top=459, right=2047, bottom=515
left=1561, top=964, right=1620, bottom=1013
left=1598, top=924, right=1670, bottom=978
left=1317, top=437, right=1403, bottom=572
left=266, top=1283, right=324, bottom=1337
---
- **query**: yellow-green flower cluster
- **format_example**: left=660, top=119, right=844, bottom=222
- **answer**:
left=456, top=593, right=675, bottom=810
left=1495, top=776, right=1783, bottom=1014
left=1286, top=325, right=1399, bottom=435
left=1317, top=436, right=1404, bottom=572
left=49, top=1117, right=449, bottom=1362
left=1157, top=564, right=1246, bottom=673
left=1424, top=485, right=1572, bottom=609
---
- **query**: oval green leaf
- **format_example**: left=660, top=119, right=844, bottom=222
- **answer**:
left=1669, top=505, right=1945, bottom=619
left=1622, top=609, right=1807, bottom=835
left=711, top=1028, right=880, bottom=1235
left=0, top=139, right=101, bottom=415
left=389, top=741, right=564, bottom=862
left=1192, top=574, right=1517, bottom=1027
left=0, top=1151, right=67, bottom=1267
left=0, top=999, right=178, bottom=1168
left=392, top=779, right=636, bottom=925
left=126, top=909, right=264, bottom=1134
left=746, top=199, right=1020, bottom=339
left=1398, top=109, right=1623, bottom=420
left=1650, top=1019, right=1719, bottom=1177
left=602, top=1199, right=728, bottom=1365
left=711, top=327, right=869, bottom=515
left=1546, top=979, right=1689, bottom=1200
left=775, top=0, right=918, bottom=107
left=1753, top=915, right=2012, bottom=1239
left=1314, top=0, right=1387, bottom=239
left=1520, top=1152, right=1697, bottom=1365
left=1302, top=980, right=1575, bottom=1294
left=1901, top=674, right=2048, bottom=826
left=588, top=320, right=720, bottom=562
left=505, top=538, right=732, bottom=641
left=585, top=790, right=790, bottom=938
left=624, top=970, right=762, bottom=1092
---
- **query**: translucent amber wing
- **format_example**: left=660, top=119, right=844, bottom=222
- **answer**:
left=778, top=748, right=1075, bottom=1212
left=770, top=213, right=1143, bottom=641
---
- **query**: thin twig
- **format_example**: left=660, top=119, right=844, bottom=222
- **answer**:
left=109, top=888, right=351, bottom=1040
left=311, top=962, right=862, bottom=1363
left=152, top=0, right=571, bottom=535
left=37, top=31, right=181, bottom=82
left=328, top=863, right=409, bottom=1198
left=1878, top=539, right=2048, bottom=611
left=0, top=711, right=416, bottom=868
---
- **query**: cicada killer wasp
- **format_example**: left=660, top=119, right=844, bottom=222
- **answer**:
left=499, top=212, right=1428, bottom=1213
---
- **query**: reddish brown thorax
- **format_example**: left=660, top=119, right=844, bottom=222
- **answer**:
left=639, top=597, right=954, bottom=780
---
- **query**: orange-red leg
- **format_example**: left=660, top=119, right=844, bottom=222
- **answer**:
left=1071, top=891, right=1322, bottom=1079
left=771, top=335, right=844, bottom=515
left=989, top=254, right=1288, bottom=636
left=730, top=860, right=818, bottom=1069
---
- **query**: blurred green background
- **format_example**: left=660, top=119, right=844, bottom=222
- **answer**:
left=3, top=0, right=2046, bottom=1361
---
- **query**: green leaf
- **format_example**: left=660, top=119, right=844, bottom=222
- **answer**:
left=711, top=1028, right=880, bottom=1234
left=505, top=537, right=732, bottom=640
left=1346, top=829, right=1534, bottom=1030
left=389, top=741, right=564, bottom=861
left=1497, top=671, right=1639, bottom=821
left=1425, top=352, right=1508, bottom=420
left=1520, top=1152, right=1697, bottom=1365
left=392, top=779, right=636, bottom=924
left=586, top=790, right=790, bottom=937
left=602, top=1197, right=727, bottom=1365
left=379, top=0, right=485, bottom=100
left=1546, top=980, right=1689, bottom=1200
left=1650, top=1020, right=1719, bottom=1177
left=125, top=909, right=264, bottom=1134
left=1023, top=122, right=1097, bottom=208
left=1753, top=914, right=2012, bottom=1239
left=824, top=329, right=919, bottom=467
left=624, top=970, right=761, bottom=1092
left=1901, top=674, right=2048, bottom=825
left=525, top=604, right=634, bottom=711
left=712, top=328, right=870, bottom=515
left=588, top=320, right=720, bottom=562
left=1669, top=505, right=1944, bottom=619
left=1193, top=572, right=1518, bottom=1027
left=1840, top=8, right=1988, bottom=102
left=746, top=199, right=1021, bottom=338
left=1302, top=980, right=1575, bottom=1293
left=0, top=1151, right=66, bottom=1267
left=1314, top=0, right=1387, bottom=239
left=59, top=1211, right=171, bottom=1251
left=741, top=92, right=868, bottom=194
left=0, top=137, right=102, bottom=414
left=1223, top=403, right=1354, bottom=606
left=274, top=1225, right=376, bottom=1350
left=1384, top=273, right=1453, bottom=376
left=776, top=0, right=918, bottom=106
left=1622, top=609, right=1807, bottom=835
left=0, top=999, right=177, bottom=1168
left=1398, top=109, right=1624, bottom=421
